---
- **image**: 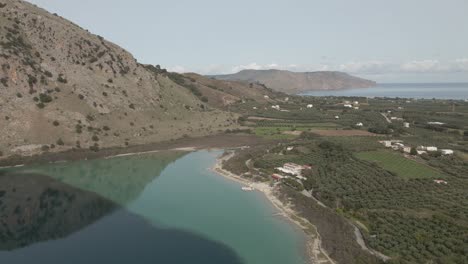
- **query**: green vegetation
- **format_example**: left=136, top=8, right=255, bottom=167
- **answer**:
left=356, top=151, right=444, bottom=179
left=224, top=95, right=468, bottom=264
left=253, top=127, right=297, bottom=140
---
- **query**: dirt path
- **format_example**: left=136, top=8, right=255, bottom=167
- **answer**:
left=381, top=113, right=392, bottom=124
left=353, top=225, right=391, bottom=261
left=0, top=134, right=273, bottom=167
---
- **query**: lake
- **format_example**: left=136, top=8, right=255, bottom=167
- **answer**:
left=301, top=83, right=468, bottom=99
left=0, top=150, right=307, bottom=264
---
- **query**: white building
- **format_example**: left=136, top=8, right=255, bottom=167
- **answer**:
left=276, top=163, right=305, bottom=176
left=271, top=105, right=280, bottom=110
left=286, top=146, right=294, bottom=151
left=403, top=122, right=410, bottom=128
left=426, top=146, right=438, bottom=152
left=434, top=180, right=448, bottom=185
left=428, top=122, right=445, bottom=125
left=355, top=122, right=364, bottom=127
left=417, top=150, right=427, bottom=155
left=353, top=101, right=359, bottom=105
left=344, top=104, right=353, bottom=108
left=380, top=141, right=392, bottom=147
left=264, top=95, right=270, bottom=99
left=354, top=107, right=360, bottom=110
left=441, top=149, right=454, bottom=155
left=403, top=147, right=412, bottom=153
left=307, top=104, right=313, bottom=108
left=335, top=116, right=340, bottom=119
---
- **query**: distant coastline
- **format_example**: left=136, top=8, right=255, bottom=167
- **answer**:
left=301, top=82, right=468, bottom=99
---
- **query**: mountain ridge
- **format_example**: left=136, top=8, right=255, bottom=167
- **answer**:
left=211, top=69, right=377, bottom=94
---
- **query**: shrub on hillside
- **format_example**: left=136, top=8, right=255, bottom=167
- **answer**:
left=39, top=93, right=52, bottom=103
left=57, top=74, right=67, bottom=83
left=56, top=138, right=64, bottom=146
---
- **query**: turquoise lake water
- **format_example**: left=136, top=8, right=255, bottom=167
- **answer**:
left=0, top=150, right=307, bottom=264
left=301, top=83, right=468, bottom=99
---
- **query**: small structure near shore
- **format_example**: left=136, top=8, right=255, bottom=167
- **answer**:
left=275, top=163, right=312, bottom=176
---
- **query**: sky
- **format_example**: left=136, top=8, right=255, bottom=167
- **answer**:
left=26, top=0, right=468, bottom=83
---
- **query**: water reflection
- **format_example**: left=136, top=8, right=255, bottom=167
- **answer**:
left=0, top=171, right=244, bottom=264
left=6, top=151, right=187, bottom=205
left=0, top=171, right=116, bottom=251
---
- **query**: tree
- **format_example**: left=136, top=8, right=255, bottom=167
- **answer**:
left=410, top=147, right=418, bottom=156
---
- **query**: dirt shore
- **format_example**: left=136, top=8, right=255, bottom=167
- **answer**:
left=211, top=152, right=336, bottom=264
left=0, top=133, right=272, bottom=168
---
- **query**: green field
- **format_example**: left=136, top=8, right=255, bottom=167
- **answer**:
left=356, top=150, right=444, bottom=179
left=253, top=127, right=298, bottom=139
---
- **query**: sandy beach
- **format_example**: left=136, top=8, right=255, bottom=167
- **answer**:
left=211, top=152, right=336, bottom=264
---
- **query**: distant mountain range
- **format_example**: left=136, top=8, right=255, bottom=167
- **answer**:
left=211, top=69, right=377, bottom=94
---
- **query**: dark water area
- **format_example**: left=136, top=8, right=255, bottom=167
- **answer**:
left=0, top=207, right=244, bottom=264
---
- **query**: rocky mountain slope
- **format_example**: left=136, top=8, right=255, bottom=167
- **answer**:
left=212, top=69, right=377, bottom=94
left=169, top=72, right=283, bottom=109
left=0, top=0, right=255, bottom=158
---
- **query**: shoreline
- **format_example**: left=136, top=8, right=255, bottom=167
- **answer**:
left=0, top=134, right=274, bottom=168
left=211, top=152, right=336, bottom=264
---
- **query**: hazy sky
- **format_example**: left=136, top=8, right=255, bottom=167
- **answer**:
left=26, top=0, right=468, bottom=82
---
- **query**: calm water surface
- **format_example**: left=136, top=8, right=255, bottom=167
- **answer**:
left=0, top=150, right=307, bottom=264
left=301, top=83, right=468, bottom=99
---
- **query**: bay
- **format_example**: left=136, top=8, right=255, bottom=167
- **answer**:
left=0, top=150, right=307, bottom=264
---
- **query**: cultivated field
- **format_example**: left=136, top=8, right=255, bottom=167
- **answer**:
left=310, top=130, right=377, bottom=137
left=356, top=151, right=445, bottom=179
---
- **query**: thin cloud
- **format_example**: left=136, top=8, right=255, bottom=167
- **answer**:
left=168, top=59, right=468, bottom=76
left=400, top=60, right=442, bottom=73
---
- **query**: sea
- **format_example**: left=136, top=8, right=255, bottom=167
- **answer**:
left=301, top=83, right=468, bottom=100
left=0, top=150, right=307, bottom=264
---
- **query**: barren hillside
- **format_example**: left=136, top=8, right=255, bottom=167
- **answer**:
left=0, top=0, right=242, bottom=158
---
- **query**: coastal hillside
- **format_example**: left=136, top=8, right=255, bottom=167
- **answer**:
left=169, top=72, right=283, bottom=109
left=0, top=0, right=244, bottom=158
left=212, top=69, right=377, bottom=94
